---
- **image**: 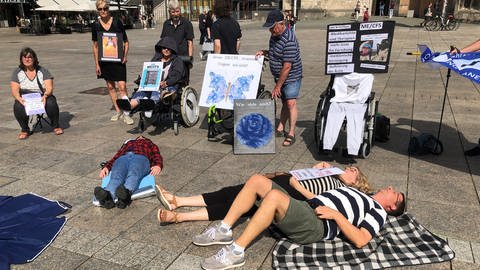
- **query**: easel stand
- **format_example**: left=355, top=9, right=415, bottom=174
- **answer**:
left=435, top=68, right=451, bottom=153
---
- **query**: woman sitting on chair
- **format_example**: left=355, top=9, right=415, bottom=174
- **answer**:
left=117, top=36, right=185, bottom=115
left=156, top=161, right=373, bottom=224
left=10, top=47, right=63, bottom=140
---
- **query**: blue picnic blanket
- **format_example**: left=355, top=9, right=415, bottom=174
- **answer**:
left=0, top=193, right=70, bottom=270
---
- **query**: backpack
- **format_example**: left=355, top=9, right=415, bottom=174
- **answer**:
left=375, top=114, right=390, bottom=142
left=408, top=133, right=443, bottom=155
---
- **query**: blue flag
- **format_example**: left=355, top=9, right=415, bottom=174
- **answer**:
left=418, top=45, right=480, bottom=84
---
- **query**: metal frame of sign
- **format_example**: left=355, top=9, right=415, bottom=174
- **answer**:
left=325, top=21, right=395, bottom=74
left=98, top=32, right=124, bottom=63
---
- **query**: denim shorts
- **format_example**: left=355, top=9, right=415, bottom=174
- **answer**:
left=280, top=79, right=302, bottom=100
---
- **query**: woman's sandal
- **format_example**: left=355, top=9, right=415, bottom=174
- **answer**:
left=18, top=132, right=29, bottom=140
left=282, top=135, right=296, bottom=147
left=54, top=128, right=64, bottom=135
left=157, top=209, right=178, bottom=225
left=155, top=185, right=178, bottom=210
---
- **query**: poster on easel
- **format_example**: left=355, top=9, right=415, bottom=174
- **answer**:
left=233, top=99, right=275, bottom=155
left=98, top=32, right=124, bottom=62
left=325, top=21, right=395, bottom=74
left=138, top=62, right=163, bottom=91
left=199, top=54, right=264, bottom=110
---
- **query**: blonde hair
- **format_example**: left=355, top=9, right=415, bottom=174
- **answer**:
left=96, top=0, right=109, bottom=8
left=351, top=166, right=373, bottom=193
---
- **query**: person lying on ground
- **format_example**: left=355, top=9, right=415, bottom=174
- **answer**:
left=156, top=161, right=373, bottom=224
left=195, top=175, right=405, bottom=270
left=94, top=136, right=162, bottom=209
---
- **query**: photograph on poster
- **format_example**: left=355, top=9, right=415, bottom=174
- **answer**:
left=234, top=99, right=275, bottom=154
left=98, top=32, right=123, bottom=62
left=138, top=62, right=163, bottom=91
left=359, top=33, right=390, bottom=62
left=199, top=54, right=264, bottom=110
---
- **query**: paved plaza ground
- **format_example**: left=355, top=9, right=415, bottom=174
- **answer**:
left=0, top=16, right=479, bottom=269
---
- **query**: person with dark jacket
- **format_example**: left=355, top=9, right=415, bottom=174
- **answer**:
left=117, top=36, right=185, bottom=113
left=211, top=0, right=242, bottom=54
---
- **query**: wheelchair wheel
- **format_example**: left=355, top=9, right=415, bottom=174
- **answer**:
left=173, top=120, right=179, bottom=135
left=314, top=95, right=328, bottom=153
left=180, top=86, right=200, bottom=127
left=359, top=143, right=371, bottom=158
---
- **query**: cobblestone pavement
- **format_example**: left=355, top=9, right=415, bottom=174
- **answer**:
left=0, top=16, right=479, bottom=269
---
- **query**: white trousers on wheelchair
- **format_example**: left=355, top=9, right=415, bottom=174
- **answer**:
left=322, top=102, right=367, bottom=155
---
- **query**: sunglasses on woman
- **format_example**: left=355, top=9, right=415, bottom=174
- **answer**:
left=97, top=6, right=109, bottom=11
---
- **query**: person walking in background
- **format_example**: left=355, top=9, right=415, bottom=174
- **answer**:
left=354, top=1, right=361, bottom=20
left=420, top=2, right=433, bottom=27
left=91, top=0, right=133, bottom=125
left=198, top=10, right=207, bottom=45
left=211, top=0, right=242, bottom=54
left=379, top=1, right=385, bottom=16
left=363, top=7, right=369, bottom=22
left=389, top=0, right=395, bottom=18
left=256, top=10, right=303, bottom=147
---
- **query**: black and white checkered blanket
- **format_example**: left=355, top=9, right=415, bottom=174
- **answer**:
left=272, top=213, right=454, bottom=269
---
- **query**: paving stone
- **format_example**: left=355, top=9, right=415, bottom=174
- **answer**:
left=11, top=247, right=88, bottom=270
left=449, top=238, right=475, bottom=263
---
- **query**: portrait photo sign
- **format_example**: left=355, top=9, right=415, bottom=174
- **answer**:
left=325, top=21, right=395, bottom=74
left=138, top=62, right=163, bottom=91
left=233, top=99, right=275, bottom=155
left=199, top=54, right=264, bottom=110
left=98, top=32, right=124, bottom=62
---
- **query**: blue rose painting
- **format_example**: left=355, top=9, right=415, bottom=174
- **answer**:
left=236, top=113, right=273, bottom=148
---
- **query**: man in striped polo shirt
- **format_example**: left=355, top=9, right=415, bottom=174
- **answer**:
left=197, top=174, right=405, bottom=270
left=256, top=9, right=303, bottom=147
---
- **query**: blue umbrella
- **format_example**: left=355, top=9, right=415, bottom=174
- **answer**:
left=0, top=193, right=70, bottom=270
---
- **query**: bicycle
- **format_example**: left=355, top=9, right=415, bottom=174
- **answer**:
left=425, top=14, right=458, bottom=31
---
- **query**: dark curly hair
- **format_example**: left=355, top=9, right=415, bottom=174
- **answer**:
left=19, top=47, right=40, bottom=71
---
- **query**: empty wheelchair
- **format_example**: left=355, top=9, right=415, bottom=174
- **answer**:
left=314, top=73, right=378, bottom=159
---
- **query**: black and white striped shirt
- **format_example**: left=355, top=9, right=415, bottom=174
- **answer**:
left=298, top=176, right=345, bottom=195
left=315, top=187, right=387, bottom=240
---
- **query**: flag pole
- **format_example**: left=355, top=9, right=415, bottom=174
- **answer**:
left=435, top=68, right=451, bottom=152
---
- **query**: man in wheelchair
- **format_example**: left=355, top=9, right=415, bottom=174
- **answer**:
left=321, top=73, right=374, bottom=162
left=117, top=36, right=185, bottom=117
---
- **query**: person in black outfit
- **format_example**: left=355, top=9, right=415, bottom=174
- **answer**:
left=198, top=10, right=207, bottom=45
left=91, top=0, right=133, bottom=125
left=211, top=0, right=242, bottom=54
left=160, top=0, right=194, bottom=82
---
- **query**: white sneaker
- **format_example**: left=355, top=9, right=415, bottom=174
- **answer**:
left=111, top=112, right=122, bottom=121
left=123, top=114, right=134, bottom=125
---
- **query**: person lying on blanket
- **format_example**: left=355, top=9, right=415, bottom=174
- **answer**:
left=156, top=162, right=373, bottom=224
left=194, top=175, right=405, bottom=270
left=94, top=136, right=163, bottom=209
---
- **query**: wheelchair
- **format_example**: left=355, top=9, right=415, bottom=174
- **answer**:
left=314, top=74, right=378, bottom=159
left=122, top=59, right=200, bottom=135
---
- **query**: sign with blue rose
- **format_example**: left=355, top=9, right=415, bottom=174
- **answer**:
left=234, top=99, right=275, bottom=154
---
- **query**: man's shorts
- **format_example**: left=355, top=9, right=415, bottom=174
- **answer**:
left=270, top=182, right=325, bottom=244
left=280, top=79, right=302, bottom=100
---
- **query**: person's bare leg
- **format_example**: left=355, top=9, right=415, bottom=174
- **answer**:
left=235, top=190, right=290, bottom=248
left=159, top=208, right=209, bottom=223
left=285, top=99, right=297, bottom=138
left=117, top=80, right=128, bottom=99
left=176, top=195, right=207, bottom=208
left=289, top=177, right=315, bottom=200
left=277, top=101, right=289, bottom=132
left=223, top=174, right=274, bottom=227
left=106, top=80, right=120, bottom=112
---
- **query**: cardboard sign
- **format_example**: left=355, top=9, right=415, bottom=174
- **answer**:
left=326, top=21, right=395, bottom=74
left=233, top=99, right=275, bottom=154
left=199, top=54, right=264, bottom=110
left=138, top=62, right=163, bottom=91
left=98, top=32, right=124, bottom=62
